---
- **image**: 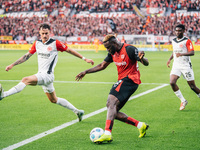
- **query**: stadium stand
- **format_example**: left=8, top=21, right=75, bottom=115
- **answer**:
left=0, top=0, right=199, bottom=44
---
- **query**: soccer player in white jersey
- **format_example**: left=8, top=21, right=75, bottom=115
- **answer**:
left=0, top=23, right=94, bottom=121
left=167, top=24, right=200, bottom=110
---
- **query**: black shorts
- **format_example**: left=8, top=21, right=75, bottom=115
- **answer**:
left=109, top=77, right=138, bottom=110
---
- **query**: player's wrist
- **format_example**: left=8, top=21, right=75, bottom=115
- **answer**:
left=82, top=56, right=86, bottom=61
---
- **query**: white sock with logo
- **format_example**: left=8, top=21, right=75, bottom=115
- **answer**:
left=137, top=122, right=143, bottom=129
left=56, top=97, right=78, bottom=113
left=174, top=90, right=186, bottom=102
left=197, top=93, right=200, bottom=98
left=104, top=130, right=111, bottom=135
left=3, top=82, right=26, bottom=98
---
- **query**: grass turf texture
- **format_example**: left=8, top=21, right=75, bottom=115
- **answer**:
left=0, top=50, right=200, bottom=150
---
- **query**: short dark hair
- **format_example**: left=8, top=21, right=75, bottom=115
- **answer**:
left=39, top=23, right=51, bottom=30
left=175, top=24, right=185, bottom=30
left=103, top=34, right=116, bottom=43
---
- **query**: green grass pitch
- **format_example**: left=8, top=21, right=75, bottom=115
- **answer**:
left=0, top=50, right=200, bottom=150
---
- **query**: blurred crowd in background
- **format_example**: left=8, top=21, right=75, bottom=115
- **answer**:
left=0, top=0, right=200, bottom=44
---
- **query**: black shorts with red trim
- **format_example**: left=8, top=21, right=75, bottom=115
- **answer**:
left=109, top=77, right=139, bottom=110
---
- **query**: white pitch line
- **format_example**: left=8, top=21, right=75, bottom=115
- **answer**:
left=2, top=83, right=169, bottom=150
left=0, top=79, right=167, bottom=85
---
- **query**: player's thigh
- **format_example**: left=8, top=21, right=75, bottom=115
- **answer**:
left=170, top=68, right=181, bottom=78
left=109, top=77, right=138, bottom=110
left=35, top=72, right=54, bottom=85
left=22, top=75, right=38, bottom=85
left=42, top=82, right=55, bottom=94
left=181, top=68, right=194, bottom=81
left=45, top=90, right=57, bottom=103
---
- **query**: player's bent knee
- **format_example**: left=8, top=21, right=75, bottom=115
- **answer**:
left=49, top=98, right=57, bottom=103
left=21, top=77, right=30, bottom=84
left=190, top=85, right=195, bottom=91
left=170, top=81, right=176, bottom=87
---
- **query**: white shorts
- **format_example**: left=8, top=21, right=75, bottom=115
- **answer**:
left=35, top=72, right=55, bottom=93
left=170, top=67, right=194, bottom=81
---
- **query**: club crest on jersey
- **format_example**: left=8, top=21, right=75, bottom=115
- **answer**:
left=121, top=54, right=125, bottom=59
left=179, top=44, right=183, bottom=48
left=47, top=46, right=52, bottom=51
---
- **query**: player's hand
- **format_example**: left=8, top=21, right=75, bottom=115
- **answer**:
left=138, top=51, right=145, bottom=59
left=76, top=71, right=87, bottom=81
left=167, top=60, right=171, bottom=68
left=5, top=64, right=14, bottom=72
left=85, top=58, right=94, bottom=65
left=175, top=53, right=182, bottom=57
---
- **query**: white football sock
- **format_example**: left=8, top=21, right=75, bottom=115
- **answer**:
left=56, top=97, right=78, bottom=113
left=3, top=82, right=26, bottom=98
left=197, top=93, right=200, bottom=98
left=174, top=90, right=186, bottom=102
left=137, top=122, right=143, bottom=129
left=104, top=130, right=111, bottom=135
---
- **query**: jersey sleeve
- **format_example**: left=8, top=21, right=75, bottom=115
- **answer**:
left=126, top=45, right=140, bottom=61
left=56, top=40, right=68, bottom=52
left=29, top=41, right=36, bottom=54
left=186, top=39, right=194, bottom=52
left=104, top=53, right=113, bottom=62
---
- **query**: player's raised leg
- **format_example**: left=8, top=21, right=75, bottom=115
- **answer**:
left=0, top=75, right=37, bottom=100
left=0, top=84, right=4, bottom=100
left=46, top=91, right=84, bottom=122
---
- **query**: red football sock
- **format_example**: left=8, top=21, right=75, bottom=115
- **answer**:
left=125, top=117, right=139, bottom=127
left=105, top=120, right=114, bottom=132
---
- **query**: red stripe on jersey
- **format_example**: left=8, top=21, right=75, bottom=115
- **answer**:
left=186, top=39, right=194, bottom=52
left=29, top=41, right=36, bottom=54
left=115, top=81, right=123, bottom=92
left=56, top=40, right=68, bottom=52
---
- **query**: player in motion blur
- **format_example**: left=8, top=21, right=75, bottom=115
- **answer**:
left=0, top=23, right=94, bottom=121
left=167, top=24, right=200, bottom=110
left=76, top=34, right=149, bottom=143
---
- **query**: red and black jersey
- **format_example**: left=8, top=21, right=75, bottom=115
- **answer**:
left=104, top=43, right=141, bottom=84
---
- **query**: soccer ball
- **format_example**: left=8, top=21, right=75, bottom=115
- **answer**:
left=90, top=127, right=104, bottom=142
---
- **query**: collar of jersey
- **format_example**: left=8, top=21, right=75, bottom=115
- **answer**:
left=43, top=38, right=51, bottom=44
left=176, top=36, right=185, bottom=41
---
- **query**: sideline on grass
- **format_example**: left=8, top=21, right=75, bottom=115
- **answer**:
left=2, top=84, right=169, bottom=150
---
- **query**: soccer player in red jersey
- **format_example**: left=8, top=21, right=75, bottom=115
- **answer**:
left=76, top=34, right=149, bottom=143
left=0, top=23, right=94, bottom=122
left=167, top=24, right=200, bottom=110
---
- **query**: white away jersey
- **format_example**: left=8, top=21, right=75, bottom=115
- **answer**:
left=29, top=38, right=68, bottom=74
left=172, top=36, right=194, bottom=68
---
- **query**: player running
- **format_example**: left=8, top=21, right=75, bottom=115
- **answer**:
left=167, top=24, right=200, bottom=110
left=0, top=23, right=94, bottom=121
left=76, top=34, right=149, bottom=143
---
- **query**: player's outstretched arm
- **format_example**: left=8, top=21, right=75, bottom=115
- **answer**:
left=167, top=53, right=173, bottom=68
left=138, top=51, right=149, bottom=66
left=75, top=61, right=110, bottom=81
left=66, top=47, right=94, bottom=65
left=5, top=52, right=33, bottom=72
left=140, top=57, right=149, bottom=66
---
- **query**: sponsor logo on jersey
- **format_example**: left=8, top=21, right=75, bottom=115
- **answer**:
left=114, top=61, right=127, bottom=66
left=38, top=52, right=50, bottom=59
left=179, top=44, right=183, bottom=48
